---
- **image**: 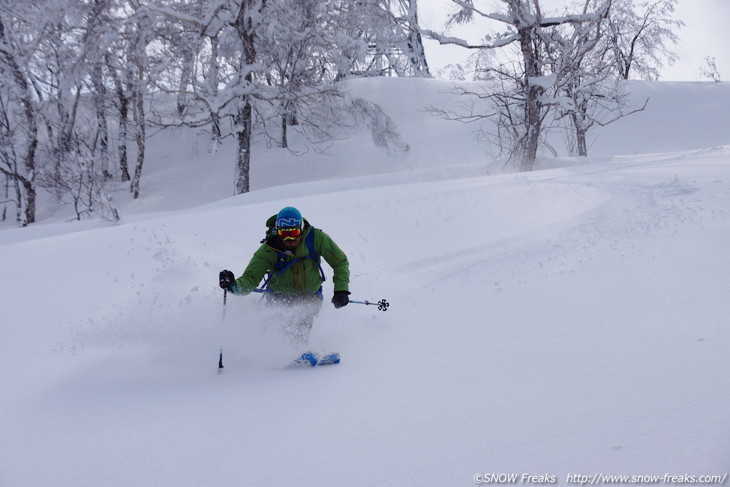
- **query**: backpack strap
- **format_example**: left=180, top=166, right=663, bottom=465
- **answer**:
left=304, top=228, right=327, bottom=283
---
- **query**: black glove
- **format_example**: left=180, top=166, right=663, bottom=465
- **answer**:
left=331, top=290, right=350, bottom=309
left=219, top=270, right=236, bottom=292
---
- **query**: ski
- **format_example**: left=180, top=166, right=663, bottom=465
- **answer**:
left=289, top=352, right=320, bottom=367
left=287, top=352, right=341, bottom=368
left=317, top=352, right=341, bottom=365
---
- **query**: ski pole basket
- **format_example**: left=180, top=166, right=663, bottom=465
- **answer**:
left=351, top=298, right=390, bottom=311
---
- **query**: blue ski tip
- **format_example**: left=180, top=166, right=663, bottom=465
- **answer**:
left=288, top=352, right=320, bottom=368
left=317, top=352, right=341, bottom=366
left=286, top=352, right=341, bottom=368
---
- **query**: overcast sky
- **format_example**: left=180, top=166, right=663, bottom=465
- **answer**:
left=419, top=0, right=729, bottom=81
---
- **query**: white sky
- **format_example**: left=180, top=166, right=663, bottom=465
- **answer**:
left=419, top=0, right=730, bottom=81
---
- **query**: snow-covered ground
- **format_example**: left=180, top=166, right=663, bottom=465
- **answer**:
left=1, top=78, right=729, bottom=486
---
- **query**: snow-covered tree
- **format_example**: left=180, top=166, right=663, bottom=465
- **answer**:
left=699, top=56, right=721, bottom=82
left=0, top=3, right=46, bottom=225
left=426, top=0, right=611, bottom=170
left=1, top=0, right=413, bottom=222
left=0, top=0, right=129, bottom=223
left=258, top=0, right=341, bottom=148
left=606, top=0, right=683, bottom=80
left=0, top=87, right=23, bottom=223
left=545, top=0, right=647, bottom=157
left=330, top=0, right=429, bottom=78
left=364, top=0, right=430, bottom=77
left=145, top=0, right=408, bottom=195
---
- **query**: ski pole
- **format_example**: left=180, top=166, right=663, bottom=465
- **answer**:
left=254, top=287, right=388, bottom=311
left=218, top=290, right=226, bottom=372
left=350, top=298, right=390, bottom=311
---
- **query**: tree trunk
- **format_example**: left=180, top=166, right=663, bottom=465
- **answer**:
left=92, top=64, right=112, bottom=179
left=177, top=43, right=195, bottom=116
left=207, top=36, right=222, bottom=143
left=235, top=99, right=252, bottom=194
left=131, top=88, right=145, bottom=199
left=106, top=51, right=131, bottom=182
left=127, top=13, right=147, bottom=198
left=281, top=111, right=288, bottom=149
left=574, top=115, right=588, bottom=157
left=233, top=0, right=261, bottom=194
left=404, top=0, right=430, bottom=77
left=518, top=25, right=541, bottom=172
left=20, top=173, right=35, bottom=226
left=1, top=177, right=6, bottom=222
left=118, top=90, right=131, bottom=182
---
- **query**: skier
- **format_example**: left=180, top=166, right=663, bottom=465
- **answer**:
left=218, top=206, right=350, bottom=345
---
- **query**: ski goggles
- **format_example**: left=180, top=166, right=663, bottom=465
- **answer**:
left=277, top=227, right=302, bottom=240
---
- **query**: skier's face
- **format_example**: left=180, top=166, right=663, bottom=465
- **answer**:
left=283, top=235, right=301, bottom=249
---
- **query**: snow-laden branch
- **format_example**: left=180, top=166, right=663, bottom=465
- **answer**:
left=529, top=73, right=557, bottom=89
left=422, top=29, right=519, bottom=49
left=538, top=12, right=607, bottom=28
left=593, top=96, right=649, bottom=127
left=450, top=0, right=513, bottom=24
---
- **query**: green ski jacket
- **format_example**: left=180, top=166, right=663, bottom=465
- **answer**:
left=233, top=218, right=349, bottom=296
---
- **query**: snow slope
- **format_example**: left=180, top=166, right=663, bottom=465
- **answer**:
left=1, top=78, right=729, bottom=486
